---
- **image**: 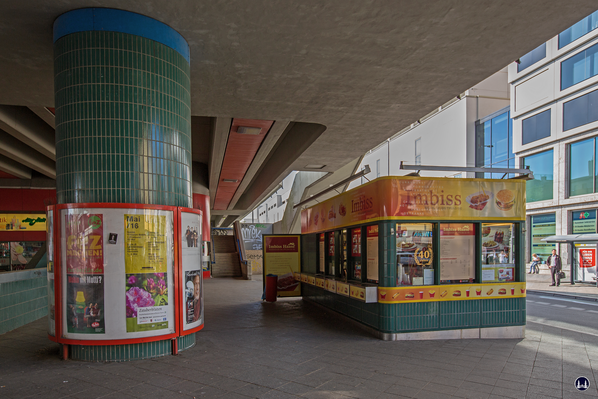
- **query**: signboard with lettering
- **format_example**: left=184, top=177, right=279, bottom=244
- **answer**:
left=263, top=235, right=301, bottom=297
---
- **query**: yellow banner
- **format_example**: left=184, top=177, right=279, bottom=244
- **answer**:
left=301, top=177, right=526, bottom=234
left=350, top=286, right=366, bottom=300
left=124, top=214, right=167, bottom=273
left=0, top=213, right=46, bottom=231
left=378, top=282, right=526, bottom=303
left=336, top=282, right=350, bottom=296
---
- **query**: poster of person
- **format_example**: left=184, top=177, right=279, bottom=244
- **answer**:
left=66, top=274, right=105, bottom=334
left=65, top=214, right=104, bottom=274
left=125, top=273, right=169, bottom=332
left=185, top=270, right=203, bottom=325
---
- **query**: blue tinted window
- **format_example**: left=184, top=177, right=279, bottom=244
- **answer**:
left=523, top=150, right=553, bottom=202
left=563, top=89, right=598, bottom=131
left=570, top=138, right=595, bottom=196
left=559, top=11, right=598, bottom=49
left=561, top=42, right=598, bottom=90
left=517, top=43, right=546, bottom=73
left=522, top=110, right=551, bottom=145
left=475, top=109, right=513, bottom=178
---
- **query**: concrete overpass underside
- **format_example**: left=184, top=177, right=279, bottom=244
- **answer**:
left=0, top=1, right=596, bottom=224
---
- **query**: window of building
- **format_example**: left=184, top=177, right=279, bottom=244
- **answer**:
left=415, top=138, right=421, bottom=165
left=517, top=43, right=546, bottom=73
left=569, top=137, right=596, bottom=197
left=559, top=10, right=598, bottom=49
left=530, top=214, right=556, bottom=260
left=563, top=88, right=598, bottom=131
left=561, top=42, right=598, bottom=90
left=522, top=110, right=551, bottom=145
left=522, top=150, right=554, bottom=202
left=481, top=223, right=516, bottom=283
left=376, top=159, right=380, bottom=177
left=396, top=223, right=434, bottom=286
left=475, top=109, right=514, bottom=178
left=572, top=209, right=597, bottom=234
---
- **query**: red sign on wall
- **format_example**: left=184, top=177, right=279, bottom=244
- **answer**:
left=579, top=248, right=596, bottom=268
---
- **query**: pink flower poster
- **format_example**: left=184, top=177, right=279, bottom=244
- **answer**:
left=125, top=273, right=169, bottom=332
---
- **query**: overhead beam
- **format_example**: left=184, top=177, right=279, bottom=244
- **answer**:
left=0, top=105, right=55, bottom=160
left=0, top=153, right=32, bottom=179
left=0, top=129, right=56, bottom=179
left=28, top=106, right=55, bottom=129
left=227, top=120, right=291, bottom=211
left=209, top=117, right=232, bottom=207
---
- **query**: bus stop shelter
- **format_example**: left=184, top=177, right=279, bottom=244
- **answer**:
left=542, top=235, right=598, bottom=285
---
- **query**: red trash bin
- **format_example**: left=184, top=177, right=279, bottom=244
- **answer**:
left=265, top=274, right=278, bottom=302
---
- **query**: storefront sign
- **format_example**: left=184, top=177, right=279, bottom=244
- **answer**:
left=572, top=210, right=596, bottom=234
left=378, top=282, right=526, bottom=303
left=0, top=213, right=47, bottom=231
left=531, top=214, right=556, bottom=259
left=301, top=177, right=526, bottom=234
left=579, top=248, right=596, bottom=268
left=263, top=235, right=301, bottom=297
left=366, top=225, right=379, bottom=281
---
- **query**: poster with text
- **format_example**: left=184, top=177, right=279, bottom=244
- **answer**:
left=184, top=270, right=203, bottom=327
left=263, top=235, right=301, bottom=297
left=66, top=273, right=105, bottom=334
left=125, top=272, right=169, bottom=332
left=65, top=214, right=104, bottom=274
left=319, top=234, right=325, bottom=273
left=124, top=214, right=167, bottom=273
left=366, top=225, right=379, bottom=281
left=440, top=223, right=475, bottom=282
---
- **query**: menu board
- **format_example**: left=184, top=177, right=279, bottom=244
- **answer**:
left=319, top=234, right=325, bottom=272
left=366, top=225, right=379, bottom=281
left=351, top=228, right=361, bottom=256
left=440, top=223, right=475, bottom=281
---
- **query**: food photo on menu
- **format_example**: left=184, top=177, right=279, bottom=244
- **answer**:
left=396, top=223, right=433, bottom=286
left=482, top=223, right=515, bottom=282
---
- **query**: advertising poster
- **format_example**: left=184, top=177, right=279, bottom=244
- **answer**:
left=576, top=245, right=597, bottom=283
left=0, top=213, right=47, bottom=231
left=440, top=223, right=475, bottom=282
left=301, top=177, right=526, bottom=234
left=580, top=248, right=596, bottom=267
left=124, top=214, right=167, bottom=273
left=184, top=270, right=203, bottom=325
left=351, top=228, right=361, bottom=256
left=125, top=272, right=168, bottom=332
left=47, top=209, right=55, bottom=336
left=66, top=273, right=105, bottom=333
left=65, top=214, right=104, bottom=274
left=319, top=234, right=325, bottom=273
left=240, top=223, right=272, bottom=274
left=377, top=282, right=526, bottom=303
left=181, top=212, right=203, bottom=329
left=263, top=235, right=301, bottom=297
left=366, top=225, right=379, bottom=281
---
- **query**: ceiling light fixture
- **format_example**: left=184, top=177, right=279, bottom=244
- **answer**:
left=236, top=126, right=262, bottom=135
left=222, top=179, right=239, bottom=183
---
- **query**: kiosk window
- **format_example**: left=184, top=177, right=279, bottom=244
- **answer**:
left=350, top=228, right=362, bottom=281
left=481, top=223, right=516, bottom=282
left=327, top=232, right=335, bottom=276
left=319, top=234, right=325, bottom=273
left=440, top=223, right=475, bottom=284
left=396, top=223, right=434, bottom=286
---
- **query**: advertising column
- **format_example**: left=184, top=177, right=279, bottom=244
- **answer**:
left=263, top=235, right=301, bottom=297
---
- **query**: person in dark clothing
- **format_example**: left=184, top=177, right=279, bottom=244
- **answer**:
left=546, top=249, right=562, bottom=286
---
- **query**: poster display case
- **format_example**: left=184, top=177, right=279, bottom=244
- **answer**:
left=47, top=203, right=203, bottom=352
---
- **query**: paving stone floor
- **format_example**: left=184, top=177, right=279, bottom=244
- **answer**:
left=1, top=276, right=597, bottom=399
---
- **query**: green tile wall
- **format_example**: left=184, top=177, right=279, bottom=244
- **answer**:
left=0, top=277, right=48, bottom=335
left=54, top=31, right=192, bottom=207
left=69, top=339, right=172, bottom=362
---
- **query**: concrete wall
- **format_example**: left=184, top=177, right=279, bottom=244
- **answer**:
left=0, top=269, right=47, bottom=335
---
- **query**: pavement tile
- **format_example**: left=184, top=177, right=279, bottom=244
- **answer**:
left=277, top=381, right=314, bottom=395
left=526, top=383, right=562, bottom=398
left=459, top=381, right=495, bottom=394
left=452, top=388, right=491, bottom=399
left=413, top=389, right=450, bottom=399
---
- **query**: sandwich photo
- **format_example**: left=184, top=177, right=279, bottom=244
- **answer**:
left=495, top=189, right=515, bottom=211
left=405, top=292, right=415, bottom=299
left=498, top=288, right=507, bottom=295
left=453, top=290, right=461, bottom=297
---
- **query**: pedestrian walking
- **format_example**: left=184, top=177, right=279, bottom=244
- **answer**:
left=546, top=249, right=562, bottom=286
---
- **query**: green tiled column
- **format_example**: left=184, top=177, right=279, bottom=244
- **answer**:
left=54, top=26, right=191, bottom=207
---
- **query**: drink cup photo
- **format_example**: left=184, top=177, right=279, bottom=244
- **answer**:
left=511, top=287, right=515, bottom=295
left=466, top=290, right=470, bottom=297
left=419, top=291, right=424, bottom=299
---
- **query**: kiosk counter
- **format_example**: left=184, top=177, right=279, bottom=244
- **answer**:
left=297, top=176, right=526, bottom=340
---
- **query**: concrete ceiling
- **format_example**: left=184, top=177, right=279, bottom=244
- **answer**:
left=0, top=1, right=597, bottom=224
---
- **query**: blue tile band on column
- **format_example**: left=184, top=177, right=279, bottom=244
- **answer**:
left=53, top=8, right=190, bottom=63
